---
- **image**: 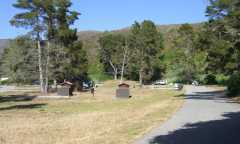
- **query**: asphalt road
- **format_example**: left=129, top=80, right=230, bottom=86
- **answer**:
left=0, top=86, right=15, bottom=93
left=134, top=86, right=240, bottom=144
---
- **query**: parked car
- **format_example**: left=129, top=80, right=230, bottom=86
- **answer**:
left=192, top=80, right=199, bottom=86
left=174, top=83, right=183, bottom=90
left=32, top=80, right=40, bottom=85
left=83, top=81, right=93, bottom=90
left=153, top=80, right=168, bottom=85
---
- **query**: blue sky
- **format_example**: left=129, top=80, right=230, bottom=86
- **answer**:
left=0, top=0, right=208, bottom=39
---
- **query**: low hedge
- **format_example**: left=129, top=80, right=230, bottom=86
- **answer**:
left=227, top=73, right=240, bottom=96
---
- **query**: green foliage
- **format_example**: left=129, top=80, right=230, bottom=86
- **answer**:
left=205, top=0, right=240, bottom=75
left=0, top=80, right=9, bottom=85
left=203, top=0, right=240, bottom=95
left=215, top=74, right=230, bottom=85
left=6, top=0, right=240, bottom=92
left=10, top=0, right=46, bottom=39
left=54, top=0, right=79, bottom=46
left=88, top=60, right=111, bottom=82
left=0, top=36, right=38, bottom=84
left=63, top=41, right=88, bottom=81
left=99, top=32, right=127, bottom=79
left=99, top=33, right=125, bottom=63
left=204, top=74, right=217, bottom=85
left=162, top=0, right=240, bottom=86
left=128, top=20, right=164, bottom=84
left=11, top=0, right=84, bottom=87
left=164, top=24, right=206, bottom=83
left=227, top=72, right=240, bottom=96
left=98, top=21, right=164, bottom=83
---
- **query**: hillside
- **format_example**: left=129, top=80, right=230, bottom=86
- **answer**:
left=77, top=23, right=203, bottom=63
left=0, top=23, right=202, bottom=60
left=77, top=23, right=202, bottom=44
left=0, top=39, right=10, bottom=56
left=77, top=24, right=180, bottom=62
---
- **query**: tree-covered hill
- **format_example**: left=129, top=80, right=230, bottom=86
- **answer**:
left=77, top=23, right=203, bottom=63
left=77, top=23, right=203, bottom=45
left=0, top=39, right=10, bottom=56
left=0, top=23, right=201, bottom=64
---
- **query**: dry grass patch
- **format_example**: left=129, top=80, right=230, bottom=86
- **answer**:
left=232, top=96, right=240, bottom=103
left=0, top=81, right=183, bottom=144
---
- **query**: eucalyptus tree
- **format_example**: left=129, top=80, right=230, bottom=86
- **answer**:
left=120, top=38, right=130, bottom=83
left=99, top=33, right=126, bottom=80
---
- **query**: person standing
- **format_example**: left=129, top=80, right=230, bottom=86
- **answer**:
left=90, top=81, right=95, bottom=97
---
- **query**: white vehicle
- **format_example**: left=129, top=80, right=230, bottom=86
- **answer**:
left=192, top=80, right=199, bottom=86
left=174, top=83, right=183, bottom=90
left=0, top=77, right=9, bottom=82
left=153, top=80, right=168, bottom=85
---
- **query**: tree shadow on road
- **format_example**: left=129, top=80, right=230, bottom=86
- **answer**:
left=149, top=112, right=240, bottom=144
left=183, top=89, right=226, bottom=100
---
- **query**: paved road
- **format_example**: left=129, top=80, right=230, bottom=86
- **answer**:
left=0, top=86, right=15, bottom=93
left=134, top=86, right=240, bottom=144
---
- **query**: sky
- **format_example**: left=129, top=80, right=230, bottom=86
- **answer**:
left=0, top=0, right=209, bottom=39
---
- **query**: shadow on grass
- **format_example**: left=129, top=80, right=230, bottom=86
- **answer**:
left=174, top=94, right=185, bottom=97
left=0, top=103, right=47, bottom=111
left=149, top=111, right=240, bottom=144
left=0, top=95, right=37, bottom=103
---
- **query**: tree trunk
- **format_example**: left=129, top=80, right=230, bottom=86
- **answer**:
left=114, top=71, right=118, bottom=80
left=120, top=41, right=128, bottom=84
left=120, top=58, right=126, bottom=83
left=139, top=69, right=143, bottom=86
left=37, top=40, right=44, bottom=93
left=44, top=41, right=50, bottom=94
left=54, top=79, right=57, bottom=91
left=109, top=60, right=118, bottom=80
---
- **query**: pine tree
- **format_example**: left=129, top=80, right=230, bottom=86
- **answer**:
left=10, top=0, right=46, bottom=92
left=11, top=0, right=85, bottom=92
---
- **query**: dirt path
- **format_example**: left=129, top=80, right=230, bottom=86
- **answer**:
left=133, top=86, right=240, bottom=144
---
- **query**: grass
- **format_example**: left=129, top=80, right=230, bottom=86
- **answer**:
left=232, top=95, right=240, bottom=103
left=0, top=81, right=183, bottom=144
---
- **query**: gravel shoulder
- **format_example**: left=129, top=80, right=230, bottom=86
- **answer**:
left=134, top=86, right=240, bottom=144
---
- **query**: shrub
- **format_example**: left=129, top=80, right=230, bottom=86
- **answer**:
left=227, top=73, right=240, bottom=96
left=204, top=74, right=217, bottom=85
left=88, top=61, right=111, bottom=82
left=216, top=74, right=229, bottom=85
left=0, top=79, right=10, bottom=85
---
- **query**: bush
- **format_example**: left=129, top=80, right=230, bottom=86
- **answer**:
left=216, top=74, right=229, bottom=85
left=227, top=73, right=240, bottom=96
left=0, top=79, right=10, bottom=85
left=88, top=61, right=111, bottom=82
left=204, top=74, right=217, bottom=85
